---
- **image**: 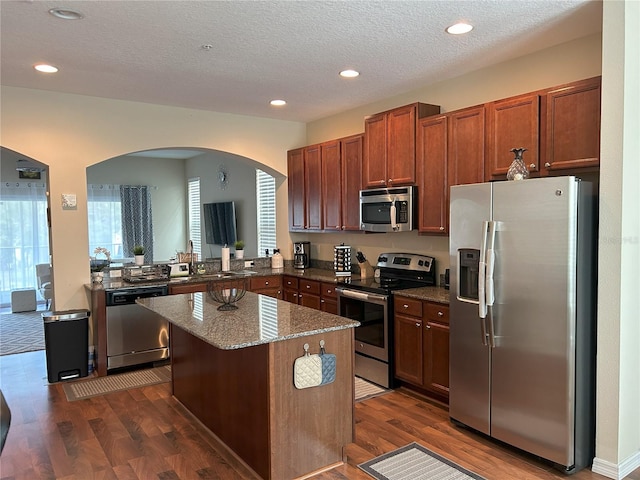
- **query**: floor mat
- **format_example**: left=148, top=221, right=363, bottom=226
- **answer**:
left=0, top=310, right=45, bottom=356
left=355, top=376, right=389, bottom=402
left=358, top=442, right=486, bottom=480
left=62, top=365, right=171, bottom=401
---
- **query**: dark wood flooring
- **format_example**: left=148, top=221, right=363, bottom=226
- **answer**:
left=0, top=350, right=638, bottom=480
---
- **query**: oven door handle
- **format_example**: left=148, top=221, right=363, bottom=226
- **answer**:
left=336, top=287, right=387, bottom=304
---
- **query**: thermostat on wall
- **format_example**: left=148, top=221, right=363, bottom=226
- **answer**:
left=61, top=193, right=77, bottom=209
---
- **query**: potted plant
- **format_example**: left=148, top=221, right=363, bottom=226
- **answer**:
left=90, top=247, right=111, bottom=283
left=133, top=245, right=145, bottom=265
left=234, top=240, right=245, bottom=259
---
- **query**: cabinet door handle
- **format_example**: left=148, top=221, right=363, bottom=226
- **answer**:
left=403, top=304, right=409, bottom=309
left=438, top=311, right=444, bottom=317
left=265, top=281, right=269, bottom=286
left=439, top=226, right=445, bottom=231
left=529, top=163, right=536, bottom=170
left=426, top=325, right=431, bottom=329
left=415, top=322, right=421, bottom=328
left=306, top=285, right=311, bottom=289
left=545, top=162, right=551, bottom=168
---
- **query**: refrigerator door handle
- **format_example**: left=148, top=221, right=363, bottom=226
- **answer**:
left=485, top=221, right=497, bottom=308
left=478, top=221, right=489, bottom=319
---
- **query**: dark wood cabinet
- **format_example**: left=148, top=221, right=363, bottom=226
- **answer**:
left=287, top=148, right=305, bottom=231
left=364, top=103, right=440, bottom=188
left=340, top=134, right=364, bottom=231
left=282, top=275, right=299, bottom=303
left=298, top=279, right=321, bottom=309
left=289, top=134, right=362, bottom=233
left=393, top=295, right=449, bottom=401
left=447, top=105, right=486, bottom=187
left=248, top=275, right=282, bottom=299
left=304, top=145, right=323, bottom=230
left=319, top=282, right=338, bottom=315
left=542, top=76, right=601, bottom=172
left=321, top=140, right=342, bottom=231
left=423, top=303, right=449, bottom=397
left=486, top=94, right=541, bottom=180
left=169, top=282, right=207, bottom=295
left=417, top=114, right=448, bottom=234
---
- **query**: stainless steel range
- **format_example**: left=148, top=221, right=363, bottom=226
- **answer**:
left=336, top=252, right=436, bottom=388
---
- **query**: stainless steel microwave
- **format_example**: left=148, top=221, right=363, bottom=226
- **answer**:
left=359, top=186, right=417, bottom=232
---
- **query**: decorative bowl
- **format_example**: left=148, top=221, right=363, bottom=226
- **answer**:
left=207, top=280, right=246, bottom=311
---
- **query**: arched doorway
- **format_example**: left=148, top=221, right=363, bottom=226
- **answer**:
left=85, top=147, right=283, bottom=267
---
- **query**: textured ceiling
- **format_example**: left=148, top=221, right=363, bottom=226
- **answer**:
left=1, top=0, right=602, bottom=123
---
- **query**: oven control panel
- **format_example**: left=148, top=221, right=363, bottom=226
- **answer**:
left=376, top=253, right=435, bottom=273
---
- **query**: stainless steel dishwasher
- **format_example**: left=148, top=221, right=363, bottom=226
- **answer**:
left=105, top=285, right=169, bottom=371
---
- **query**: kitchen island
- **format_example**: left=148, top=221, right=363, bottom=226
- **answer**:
left=137, top=290, right=359, bottom=480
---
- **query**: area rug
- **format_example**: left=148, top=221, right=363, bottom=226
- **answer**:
left=62, top=365, right=171, bottom=401
left=355, top=376, right=389, bottom=402
left=0, top=310, right=46, bottom=356
left=358, top=442, right=486, bottom=480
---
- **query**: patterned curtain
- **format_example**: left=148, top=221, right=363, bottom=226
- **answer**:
left=120, top=185, right=153, bottom=263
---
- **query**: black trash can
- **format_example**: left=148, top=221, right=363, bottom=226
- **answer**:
left=42, top=309, right=90, bottom=383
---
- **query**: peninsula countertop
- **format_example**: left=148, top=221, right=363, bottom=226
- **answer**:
left=137, top=290, right=360, bottom=350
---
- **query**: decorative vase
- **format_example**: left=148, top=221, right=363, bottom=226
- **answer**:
left=91, top=272, right=103, bottom=284
left=506, top=148, right=529, bottom=181
left=135, top=255, right=145, bottom=266
left=236, top=249, right=244, bottom=260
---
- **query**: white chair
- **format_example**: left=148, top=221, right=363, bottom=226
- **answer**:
left=36, top=263, right=53, bottom=309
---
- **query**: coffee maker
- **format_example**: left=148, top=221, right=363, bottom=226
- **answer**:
left=293, top=241, right=311, bottom=269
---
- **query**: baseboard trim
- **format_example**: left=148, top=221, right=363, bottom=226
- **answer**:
left=592, top=451, right=640, bottom=480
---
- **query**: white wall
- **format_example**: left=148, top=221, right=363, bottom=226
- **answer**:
left=592, top=1, right=640, bottom=478
left=0, top=88, right=306, bottom=311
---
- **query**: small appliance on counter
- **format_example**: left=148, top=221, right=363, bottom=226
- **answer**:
left=169, top=262, right=190, bottom=278
left=122, top=264, right=169, bottom=283
left=334, top=244, right=351, bottom=276
left=271, top=248, right=284, bottom=269
left=293, top=241, right=310, bottom=269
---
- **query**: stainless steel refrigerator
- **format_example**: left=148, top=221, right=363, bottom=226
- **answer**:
left=449, top=176, right=596, bottom=473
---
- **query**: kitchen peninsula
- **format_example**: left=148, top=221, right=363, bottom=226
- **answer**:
left=137, top=290, right=359, bottom=480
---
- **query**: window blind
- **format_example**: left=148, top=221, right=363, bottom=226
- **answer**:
left=256, top=170, right=276, bottom=254
left=188, top=177, right=202, bottom=257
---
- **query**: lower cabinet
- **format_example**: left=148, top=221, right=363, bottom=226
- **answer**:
left=168, top=282, right=207, bottom=295
left=319, top=282, right=338, bottom=314
left=248, top=275, right=282, bottom=299
left=394, top=295, right=450, bottom=401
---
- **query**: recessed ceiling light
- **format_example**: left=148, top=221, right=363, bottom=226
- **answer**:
left=270, top=100, right=286, bottom=106
left=48, top=8, right=84, bottom=20
left=340, top=69, right=360, bottom=78
left=34, top=64, right=59, bottom=73
left=446, top=22, right=473, bottom=35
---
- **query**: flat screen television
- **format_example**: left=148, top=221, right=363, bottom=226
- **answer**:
left=203, top=201, right=237, bottom=246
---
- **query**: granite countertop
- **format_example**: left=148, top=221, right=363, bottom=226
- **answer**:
left=86, top=266, right=450, bottom=304
left=394, top=286, right=450, bottom=304
left=137, top=291, right=360, bottom=350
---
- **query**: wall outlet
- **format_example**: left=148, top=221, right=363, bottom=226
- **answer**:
left=244, top=260, right=254, bottom=268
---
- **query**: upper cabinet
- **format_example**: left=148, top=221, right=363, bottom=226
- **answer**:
left=288, top=134, right=363, bottom=232
left=339, top=134, right=364, bottom=231
left=447, top=105, right=486, bottom=187
left=542, top=76, right=601, bottom=173
left=417, top=115, right=448, bottom=234
left=363, top=103, right=440, bottom=188
left=287, top=148, right=305, bottom=231
left=486, top=94, right=540, bottom=179
left=486, top=76, right=601, bottom=180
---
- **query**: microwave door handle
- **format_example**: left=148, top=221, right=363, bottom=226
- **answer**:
left=390, top=199, right=398, bottom=231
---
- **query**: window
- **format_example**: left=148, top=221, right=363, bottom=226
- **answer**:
left=256, top=169, right=276, bottom=255
left=87, top=185, right=123, bottom=258
left=0, top=182, right=50, bottom=306
left=188, top=177, right=202, bottom=258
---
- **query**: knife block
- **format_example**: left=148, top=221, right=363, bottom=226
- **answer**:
left=359, top=260, right=374, bottom=279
